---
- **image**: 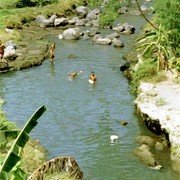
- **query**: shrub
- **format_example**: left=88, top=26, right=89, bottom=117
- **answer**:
left=131, top=59, right=158, bottom=93
left=99, top=0, right=121, bottom=27
left=154, top=0, right=180, bottom=56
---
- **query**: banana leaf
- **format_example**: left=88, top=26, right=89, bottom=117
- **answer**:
left=0, top=106, right=46, bottom=174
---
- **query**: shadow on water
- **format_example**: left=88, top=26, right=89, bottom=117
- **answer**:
left=0, top=13, right=180, bottom=180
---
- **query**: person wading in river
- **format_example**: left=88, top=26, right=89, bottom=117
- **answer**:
left=88, top=72, right=97, bottom=84
left=0, top=41, right=5, bottom=60
left=49, top=42, right=56, bottom=63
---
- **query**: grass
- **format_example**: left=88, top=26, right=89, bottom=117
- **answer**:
left=131, top=58, right=158, bottom=93
left=0, top=0, right=85, bottom=30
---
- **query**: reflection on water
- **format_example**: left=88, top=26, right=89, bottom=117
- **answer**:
left=50, top=63, right=55, bottom=77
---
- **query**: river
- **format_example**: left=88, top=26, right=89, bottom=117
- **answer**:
left=0, top=13, right=179, bottom=179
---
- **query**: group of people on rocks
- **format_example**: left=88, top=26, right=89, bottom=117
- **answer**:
left=49, top=42, right=97, bottom=84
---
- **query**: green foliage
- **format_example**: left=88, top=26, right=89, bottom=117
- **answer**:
left=131, top=59, right=158, bottom=93
left=87, top=0, right=103, bottom=7
left=137, top=25, right=174, bottom=59
left=0, top=106, right=46, bottom=179
left=153, top=0, right=180, bottom=56
left=135, top=0, right=180, bottom=76
left=154, top=0, right=180, bottom=32
left=154, top=0, right=180, bottom=53
left=0, top=112, right=16, bottom=131
left=0, top=0, right=85, bottom=29
left=0, top=0, right=19, bottom=9
left=99, top=10, right=118, bottom=27
left=99, top=0, right=121, bottom=27
left=0, top=0, right=58, bottom=8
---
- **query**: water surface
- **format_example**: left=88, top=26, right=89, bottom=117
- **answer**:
left=0, top=15, right=179, bottom=180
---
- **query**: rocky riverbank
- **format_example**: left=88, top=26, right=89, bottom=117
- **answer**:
left=134, top=71, right=180, bottom=173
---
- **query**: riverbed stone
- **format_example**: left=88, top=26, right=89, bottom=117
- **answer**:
left=75, top=6, right=88, bottom=18
left=122, top=23, right=136, bottom=34
left=155, top=142, right=164, bottom=151
left=4, top=41, right=17, bottom=61
left=86, top=11, right=98, bottom=20
left=68, top=17, right=79, bottom=25
left=112, top=38, right=124, bottom=48
left=54, top=18, right=69, bottom=27
left=85, top=28, right=100, bottom=37
left=75, top=19, right=87, bottom=26
left=95, top=37, right=111, bottom=45
left=136, top=135, right=155, bottom=147
left=61, top=27, right=81, bottom=40
left=120, top=120, right=128, bottom=126
left=118, top=7, right=128, bottom=14
left=106, top=32, right=120, bottom=40
left=91, top=20, right=99, bottom=27
left=140, top=5, right=148, bottom=12
left=36, top=15, right=55, bottom=28
left=134, top=144, right=157, bottom=167
left=92, top=34, right=102, bottom=42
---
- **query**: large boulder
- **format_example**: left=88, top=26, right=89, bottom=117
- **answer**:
left=134, top=144, right=158, bottom=167
left=136, top=135, right=155, bottom=147
left=54, top=18, right=69, bottom=27
left=92, top=34, right=102, bottom=42
left=91, top=20, right=99, bottom=27
left=75, top=6, right=88, bottom=18
left=95, top=37, right=111, bottom=45
left=106, top=32, right=120, bottom=40
left=122, top=23, right=135, bottom=34
left=75, top=19, right=87, bottom=26
left=60, top=28, right=81, bottom=40
left=112, top=38, right=124, bottom=47
left=36, top=15, right=56, bottom=28
left=68, top=17, right=79, bottom=25
left=86, top=11, right=98, bottom=20
left=85, top=28, right=100, bottom=37
left=113, top=23, right=135, bottom=34
left=3, top=41, right=17, bottom=60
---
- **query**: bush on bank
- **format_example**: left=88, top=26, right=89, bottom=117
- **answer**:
left=0, top=0, right=58, bottom=9
left=130, top=0, right=179, bottom=94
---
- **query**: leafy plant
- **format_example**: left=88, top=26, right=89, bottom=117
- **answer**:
left=135, top=0, right=179, bottom=73
left=87, top=0, right=103, bottom=7
left=136, top=25, right=175, bottom=71
left=130, top=58, right=157, bottom=94
left=99, top=0, right=121, bottom=27
left=0, top=106, right=46, bottom=179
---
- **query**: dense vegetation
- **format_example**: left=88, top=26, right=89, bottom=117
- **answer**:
left=131, top=0, right=180, bottom=93
left=0, top=0, right=58, bottom=9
